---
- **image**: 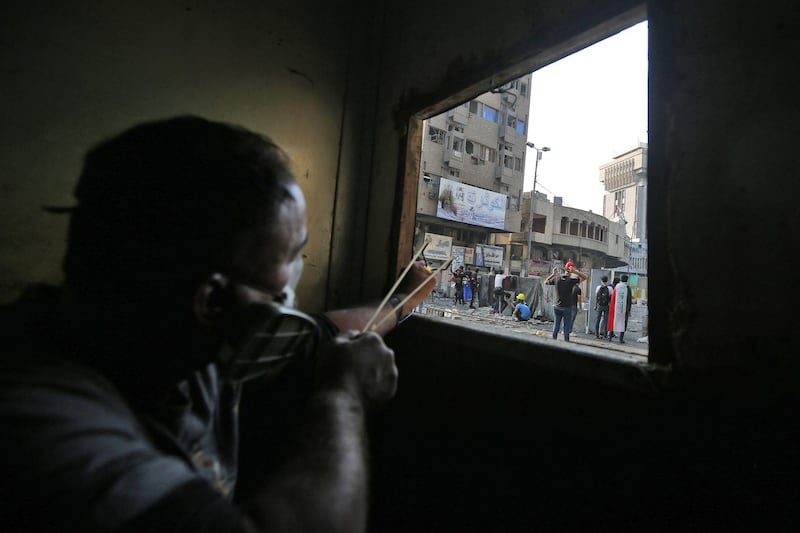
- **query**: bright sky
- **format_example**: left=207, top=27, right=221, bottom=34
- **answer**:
left=524, top=21, right=648, bottom=213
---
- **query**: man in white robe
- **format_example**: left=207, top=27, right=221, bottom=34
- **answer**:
left=611, top=274, right=632, bottom=343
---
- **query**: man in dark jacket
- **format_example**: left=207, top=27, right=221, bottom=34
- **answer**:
left=544, top=261, right=588, bottom=342
left=0, top=116, right=434, bottom=533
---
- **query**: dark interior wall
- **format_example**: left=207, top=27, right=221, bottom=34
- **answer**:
left=0, top=0, right=374, bottom=312
left=648, top=1, right=800, bottom=392
left=368, top=317, right=798, bottom=532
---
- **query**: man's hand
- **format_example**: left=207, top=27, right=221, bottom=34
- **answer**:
left=395, top=261, right=437, bottom=309
left=314, top=331, right=398, bottom=412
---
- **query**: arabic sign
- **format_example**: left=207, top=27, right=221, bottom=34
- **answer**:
left=451, top=246, right=466, bottom=270
left=463, top=247, right=475, bottom=265
left=423, top=232, right=452, bottom=262
left=436, top=177, right=507, bottom=230
left=527, top=259, right=551, bottom=277
left=474, top=244, right=504, bottom=269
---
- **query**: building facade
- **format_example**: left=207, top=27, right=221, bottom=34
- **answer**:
left=415, top=75, right=632, bottom=278
left=599, top=143, right=648, bottom=276
left=496, top=192, right=629, bottom=276
left=415, top=76, right=533, bottom=269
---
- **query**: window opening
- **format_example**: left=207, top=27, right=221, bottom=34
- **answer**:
left=406, top=19, right=649, bottom=360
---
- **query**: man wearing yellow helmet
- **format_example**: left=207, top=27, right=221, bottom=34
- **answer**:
left=511, top=293, right=531, bottom=322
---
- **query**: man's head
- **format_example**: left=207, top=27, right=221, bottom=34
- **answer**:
left=63, top=116, right=309, bottom=381
left=601, top=275, right=608, bottom=283
left=516, top=293, right=526, bottom=302
left=621, top=274, right=629, bottom=283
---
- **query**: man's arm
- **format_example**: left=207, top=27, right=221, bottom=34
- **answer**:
left=323, top=261, right=436, bottom=336
left=239, top=331, right=396, bottom=533
left=229, top=264, right=436, bottom=531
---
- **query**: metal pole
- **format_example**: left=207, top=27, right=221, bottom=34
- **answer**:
left=525, top=144, right=549, bottom=275
left=527, top=152, right=540, bottom=264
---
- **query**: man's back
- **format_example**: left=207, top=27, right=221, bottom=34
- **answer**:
left=514, top=302, right=531, bottom=321
left=552, top=275, right=579, bottom=307
left=596, top=283, right=611, bottom=307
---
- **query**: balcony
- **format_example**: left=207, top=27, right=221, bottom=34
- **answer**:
left=446, top=106, right=469, bottom=126
left=499, top=121, right=524, bottom=145
left=494, top=164, right=514, bottom=185
left=444, top=149, right=464, bottom=170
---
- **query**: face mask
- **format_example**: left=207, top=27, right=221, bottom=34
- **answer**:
left=215, top=256, right=315, bottom=384
left=280, top=255, right=304, bottom=309
left=215, top=300, right=318, bottom=383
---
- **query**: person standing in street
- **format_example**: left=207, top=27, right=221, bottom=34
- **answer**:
left=468, top=268, right=479, bottom=308
left=453, top=266, right=465, bottom=306
left=569, top=283, right=583, bottom=334
left=491, top=269, right=507, bottom=314
left=544, top=261, right=587, bottom=342
left=594, top=275, right=611, bottom=339
left=607, top=276, right=621, bottom=339
left=610, top=274, right=632, bottom=343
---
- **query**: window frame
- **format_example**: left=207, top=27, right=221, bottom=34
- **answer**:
left=394, top=6, right=665, bottom=366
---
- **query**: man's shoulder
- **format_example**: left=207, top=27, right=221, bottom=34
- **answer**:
left=0, top=356, right=203, bottom=531
left=0, top=355, right=130, bottom=416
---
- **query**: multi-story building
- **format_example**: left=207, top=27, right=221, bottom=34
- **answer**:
left=415, top=76, right=533, bottom=271
left=599, top=143, right=648, bottom=276
left=497, top=192, right=629, bottom=276
left=415, top=76, right=633, bottom=278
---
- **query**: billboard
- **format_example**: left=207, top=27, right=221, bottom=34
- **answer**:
left=527, top=259, right=551, bottom=277
left=423, top=232, right=453, bottom=262
left=463, top=247, right=475, bottom=266
left=451, top=246, right=466, bottom=270
left=436, top=177, right=507, bottom=230
left=474, top=244, right=504, bottom=269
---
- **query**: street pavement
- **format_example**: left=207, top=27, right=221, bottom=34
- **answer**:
left=416, top=295, right=649, bottom=360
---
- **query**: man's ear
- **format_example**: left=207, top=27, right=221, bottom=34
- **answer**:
left=193, top=273, right=232, bottom=326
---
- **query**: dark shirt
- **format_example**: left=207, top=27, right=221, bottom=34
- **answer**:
left=546, top=275, right=581, bottom=308
left=0, top=285, right=330, bottom=531
left=571, top=285, right=582, bottom=308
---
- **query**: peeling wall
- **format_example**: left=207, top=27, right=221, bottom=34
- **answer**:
left=0, top=1, right=361, bottom=311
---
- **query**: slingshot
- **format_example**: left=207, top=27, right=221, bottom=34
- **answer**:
left=361, top=239, right=454, bottom=333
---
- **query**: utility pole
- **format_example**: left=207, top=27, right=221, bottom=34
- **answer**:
left=525, top=142, right=550, bottom=275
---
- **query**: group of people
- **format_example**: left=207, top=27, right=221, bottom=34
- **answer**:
left=545, top=263, right=633, bottom=343
left=0, top=116, right=438, bottom=532
left=593, top=274, right=632, bottom=343
left=448, top=262, right=632, bottom=344
left=450, top=266, right=478, bottom=308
